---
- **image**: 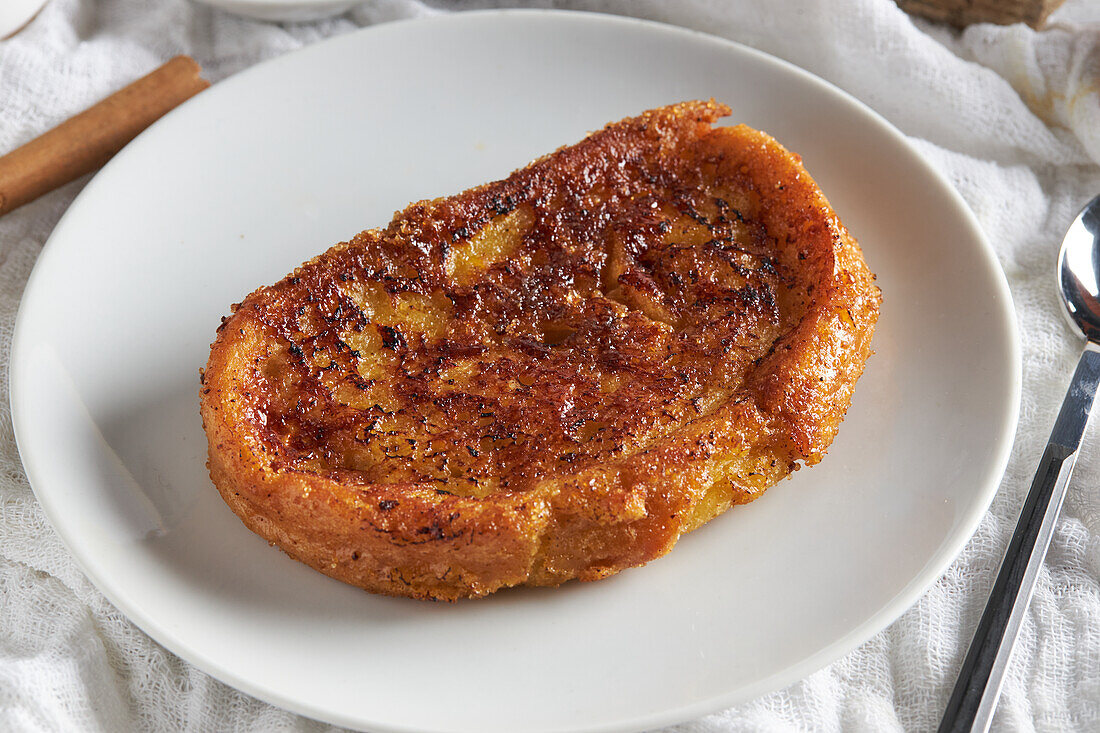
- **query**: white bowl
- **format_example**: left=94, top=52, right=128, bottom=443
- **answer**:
left=193, top=0, right=363, bottom=22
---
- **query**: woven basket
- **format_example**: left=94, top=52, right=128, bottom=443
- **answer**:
left=896, top=0, right=1066, bottom=27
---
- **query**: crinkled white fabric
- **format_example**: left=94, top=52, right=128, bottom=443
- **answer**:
left=1, top=1, right=1099, bottom=730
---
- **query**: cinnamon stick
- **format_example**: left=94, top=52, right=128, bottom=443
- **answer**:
left=0, top=55, right=210, bottom=217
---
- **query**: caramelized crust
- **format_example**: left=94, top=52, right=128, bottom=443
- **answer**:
left=200, top=101, right=880, bottom=600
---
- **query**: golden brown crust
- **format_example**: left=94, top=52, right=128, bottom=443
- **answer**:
left=200, top=101, right=880, bottom=600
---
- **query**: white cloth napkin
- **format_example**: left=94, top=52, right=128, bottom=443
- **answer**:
left=2, top=1, right=1099, bottom=730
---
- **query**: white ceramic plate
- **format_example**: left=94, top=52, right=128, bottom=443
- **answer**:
left=10, top=11, right=1020, bottom=733
left=193, top=0, right=362, bottom=22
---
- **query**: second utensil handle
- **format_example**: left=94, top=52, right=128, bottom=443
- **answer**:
left=938, top=341, right=1100, bottom=733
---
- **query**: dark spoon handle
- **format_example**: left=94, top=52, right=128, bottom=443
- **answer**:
left=938, top=342, right=1100, bottom=733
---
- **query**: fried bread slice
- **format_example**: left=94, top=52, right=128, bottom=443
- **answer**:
left=200, top=101, right=880, bottom=601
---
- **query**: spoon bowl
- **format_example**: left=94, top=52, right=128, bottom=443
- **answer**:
left=1059, top=194, right=1100, bottom=341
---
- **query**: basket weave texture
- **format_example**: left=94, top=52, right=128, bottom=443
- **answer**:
left=896, top=0, right=1066, bottom=27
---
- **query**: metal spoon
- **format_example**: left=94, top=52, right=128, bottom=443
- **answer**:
left=939, top=193, right=1100, bottom=733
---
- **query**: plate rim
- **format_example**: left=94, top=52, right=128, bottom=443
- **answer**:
left=9, top=9, right=1023, bottom=732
